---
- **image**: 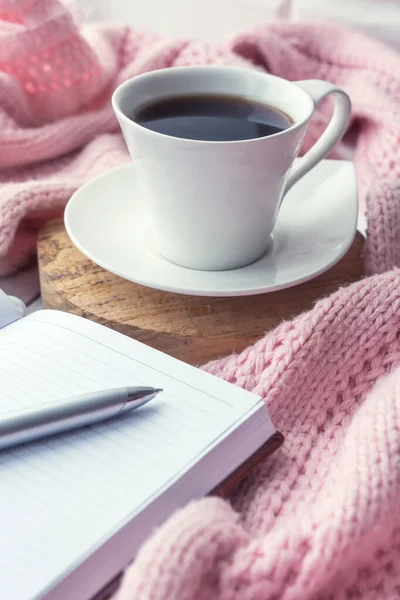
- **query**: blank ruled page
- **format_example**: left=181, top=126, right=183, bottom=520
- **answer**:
left=0, top=310, right=270, bottom=600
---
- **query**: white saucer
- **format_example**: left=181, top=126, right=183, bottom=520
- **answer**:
left=64, top=160, right=358, bottom=297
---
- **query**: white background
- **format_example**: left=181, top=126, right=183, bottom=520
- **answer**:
left=77, top=0, right=400, bottom=50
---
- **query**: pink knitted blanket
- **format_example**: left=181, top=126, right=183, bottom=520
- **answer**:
left=2, top=2, right=400, bottom=599
left=118, top=270, right=400, bottom=600
left=1, top=0, right=400, bottom=275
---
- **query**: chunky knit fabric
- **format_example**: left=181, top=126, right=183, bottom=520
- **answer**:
left=116, top=270, right=400, bottom=600
left=2, top=3, right=400, bottom=599
left=1, top=1, right=400, bottom=274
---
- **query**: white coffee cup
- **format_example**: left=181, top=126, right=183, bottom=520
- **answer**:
left=112, top=66, right=351, bottom=271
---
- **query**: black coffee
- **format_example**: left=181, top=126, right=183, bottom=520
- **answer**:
left=133, top=94, right=293, bottom=141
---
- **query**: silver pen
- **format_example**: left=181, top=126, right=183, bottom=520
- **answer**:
left=0, top=386, right=162, bottom=451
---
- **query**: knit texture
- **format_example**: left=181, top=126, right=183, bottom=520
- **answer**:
left=3, top=3, right=400, bottom=599
left=116, top=269, right=400, bottom=600
left=1, top=1, right=400, bottom=273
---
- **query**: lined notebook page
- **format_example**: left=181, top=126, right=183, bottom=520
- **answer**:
left=0, top=310, right=270, bottom=600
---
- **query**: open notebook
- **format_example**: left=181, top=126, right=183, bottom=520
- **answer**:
left=0, top=291, right=280, bottom=600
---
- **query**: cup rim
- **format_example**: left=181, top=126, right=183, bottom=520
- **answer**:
left=111, top=65, right=314, bottom=145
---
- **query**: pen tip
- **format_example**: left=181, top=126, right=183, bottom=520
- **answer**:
left=154, top=388, right=163, bottom=394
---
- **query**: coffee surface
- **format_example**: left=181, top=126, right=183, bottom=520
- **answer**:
left=133, top=94, right=293, bottom=141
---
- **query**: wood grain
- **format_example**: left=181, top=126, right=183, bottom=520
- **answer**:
left=38, top=219, right=365, bottom=366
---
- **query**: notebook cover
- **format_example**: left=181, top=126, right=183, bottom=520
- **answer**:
left=94, top=431, right=284, bottom=600
left=211, top=431, right=284, bottom=497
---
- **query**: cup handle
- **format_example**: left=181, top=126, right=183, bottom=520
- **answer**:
left=284, top=80, right=352, bottom=194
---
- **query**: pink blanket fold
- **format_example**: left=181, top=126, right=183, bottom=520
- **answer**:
left=2, top=2, right=400, bottom=599
left=1, top=0, right=400, bottom=275
left=117, top=269, right=400, bottom=600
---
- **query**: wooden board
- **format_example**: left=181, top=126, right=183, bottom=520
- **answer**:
left=38, top=219, right=365, bottom=366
